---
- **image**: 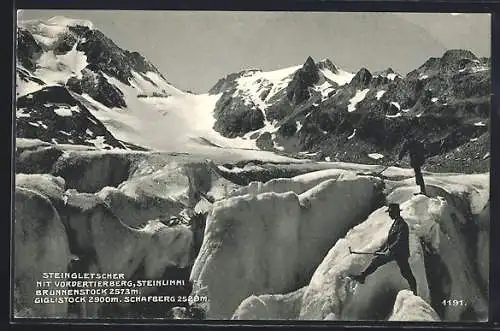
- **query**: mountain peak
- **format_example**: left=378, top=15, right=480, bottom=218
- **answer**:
left=441, top=49, right=478, bottom=63
left=46, top=16, right=94, bottom=29
left=348, top=67, right=372, bottom=89
left=316, top=58, right=339, bottom=74
left=19, top=15, right=94, bottom=30
left=304, top=56, right=317, bottom=68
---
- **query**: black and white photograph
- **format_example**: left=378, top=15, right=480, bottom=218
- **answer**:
left=13, top=10, right=490, bottom=322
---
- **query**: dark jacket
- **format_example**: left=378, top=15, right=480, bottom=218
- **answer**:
left=399, top=139, right=425, bottom=168
left=381, top=216, right=410, bottom=258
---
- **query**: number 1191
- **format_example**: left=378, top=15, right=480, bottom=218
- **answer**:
left=442, top=299, right=466, bottom=306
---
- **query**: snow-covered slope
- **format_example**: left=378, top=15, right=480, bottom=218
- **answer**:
left=209, top=57, right=356, bottom=143
left=226, top=59, right=354, bottom=114
left=15, top=16, right=310, bottom=161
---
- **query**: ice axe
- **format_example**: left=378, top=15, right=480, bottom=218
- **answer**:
left=356, top=164, right=393, bottom=178
left=348, top=246, right=385, bottom=256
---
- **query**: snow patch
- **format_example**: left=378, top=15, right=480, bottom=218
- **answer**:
left=16, top=110, right=31, bottom=118
left=386, top=112, right=402, bottom=118
left=474, top=121, right=487, bottom=127
left=376, top=90, right=386, bottom=100
left=387, top=73, right=397, bottom=80
left=472, top=67, right=489, bottom=73
left=347, top=89, right=370, bottom=112
left=368, top=153, right=384, bottom=160
left=320, top=68, right=355, bottom=86
left=390, top=102, right=401, bottom=110
left=347, top=129, right=356, bottom=140
left=431, top=97, right=438, bottom=103
left=296, top=121, right=303, bottom=132
left=273, top=141, right=286, bottom=152
left=34, top=43, right=88, bottom=84
left=86, top=136, right=113, bottom=149
left=314, top=81, right=335, bottom=99
left=419, top=75, right=429, bottom=80
left=16, top=67, right=47, bottom=97
left=217, top=165, right=265, bottom=174
left=235, top=65, right=302, bottom=110
left=53, top=107, right=73, bottom=117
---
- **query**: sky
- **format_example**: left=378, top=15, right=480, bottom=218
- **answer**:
left=17, top=10, right=491, bottom=93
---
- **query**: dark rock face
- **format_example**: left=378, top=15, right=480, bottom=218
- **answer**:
left=66, top=69, right=126, bottom=108
left=208, top=50, right=489, bottom=173
left=349, top=68, right=372, bottom=90
left=208, top=70, right=254, bottom=95
left=256, top=132, right=274, bottom=151
left=407, top=49, right=482, bottom=80
left=211, top=57, right=324, bottom=137
left=16, top=28, right=43, bottom=71
left=275, top=50, right=488, bottom=171
left=16, top=86, right=126, bottom=149
left=265, top=58, right=322, bottom=123
left=53, top=31, right=78, bottom=55
left=317, top=58, right=338, bottom=74
left=213, top=89, right=265, bottom=138
left=286, top=56, right=320, bottom=106
left=68, top=26, right=163, bottom=86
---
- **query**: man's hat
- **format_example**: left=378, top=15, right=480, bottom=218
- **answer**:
left=386, top=203, right=401, bottom=213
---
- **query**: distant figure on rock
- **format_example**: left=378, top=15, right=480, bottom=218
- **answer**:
left=398, top=138, right=427, bottom=196
left=350, top=203, right=417, bottom=295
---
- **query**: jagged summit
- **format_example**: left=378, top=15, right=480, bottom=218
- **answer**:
left=304, top=56, right=317, bottom=68
left=349, top=67, right=372, bottom=89
left=407, top=49, right=488, bottom=80
left=441, top=49, right=478, bottom=62
left=317, top=58, right=339, bottom=74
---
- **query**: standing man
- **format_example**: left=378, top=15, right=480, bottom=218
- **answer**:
left=398, top=138, right=427, bottom=196
left=350, top=203, right=417, bottom=295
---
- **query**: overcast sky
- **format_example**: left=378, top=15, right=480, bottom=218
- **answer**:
left=18, top=10, right=491, bottom=93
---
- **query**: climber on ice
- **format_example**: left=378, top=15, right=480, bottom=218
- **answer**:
left=398, top=138, right=427, bottom=196
left=349, top=203, right=418, bottom=295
